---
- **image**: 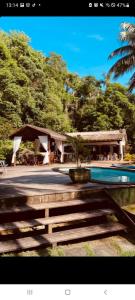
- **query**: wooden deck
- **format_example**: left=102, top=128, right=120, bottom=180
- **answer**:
left=0, top=208, right=115, bottom=235
left=0, top=188, right=132, bottom=254
left=0, top=222, right=127, bottom=254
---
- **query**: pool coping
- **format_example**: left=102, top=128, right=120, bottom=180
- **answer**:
left=54, top=166, right=135, bottom=185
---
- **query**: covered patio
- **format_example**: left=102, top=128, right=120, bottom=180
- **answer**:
left=10, top=124, right=67, bottom=166
left=10, top=126, right=127, bottom=166
left=66, top=129, right=127, bottom=161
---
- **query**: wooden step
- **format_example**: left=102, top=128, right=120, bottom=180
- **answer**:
left=0, top=197, right=109, bottom=215
left=0, top=222, right=127, bottom=254
left=0, top=208, right=115, bottom=234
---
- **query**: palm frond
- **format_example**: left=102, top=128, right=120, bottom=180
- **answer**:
left=120, top=32, right=135, bottom=43
left=121, top=22, right=135, bottom=32
left=108, top=22, right=135, bottom=92
left=108, top=54, right=135, bottom=79
left=108, top=45, right=133, bottom=59
left=128, top=72, right=135, bottom=92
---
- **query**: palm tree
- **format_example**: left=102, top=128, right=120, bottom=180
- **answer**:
left=107, top=22, right=135, bottom=92
left=100, top=72, right=111, bottom=89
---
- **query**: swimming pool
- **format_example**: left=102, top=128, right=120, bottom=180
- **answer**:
left=87, top=167, right=135, bottom=184
left=57, top=166, right=135, bottom=184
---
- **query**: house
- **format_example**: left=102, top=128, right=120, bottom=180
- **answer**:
left=65, top=129, right=127, bottom=161
left=10, top=126, right=127, bottom=164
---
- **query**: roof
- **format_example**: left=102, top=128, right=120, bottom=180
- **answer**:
left=66, top=129, right=127, bottom=142
left=10, top=126, right=127, bottom=143
left=10, top=124, right=67, bottom=141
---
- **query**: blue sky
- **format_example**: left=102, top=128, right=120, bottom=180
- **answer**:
left=0, top=16, right=134, bottom=86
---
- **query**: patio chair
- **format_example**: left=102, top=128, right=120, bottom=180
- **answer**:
left=0, top=160, right=8, bottom=174
left=27, top=154, right=37, bottom=165
left=99, top=154, right=104, bottom=161
left=36, top=154, right=44, bottom=165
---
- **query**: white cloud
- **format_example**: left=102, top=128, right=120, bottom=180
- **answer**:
left=66, top=43, right=80, bottom=52
left=87, top=34, right=104, bottom=41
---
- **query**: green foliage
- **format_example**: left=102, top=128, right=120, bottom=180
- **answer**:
left=47, top=246, right=65, bottom=256
left=19, top=141, right=35, bottom=152
left=68, top=136, right=90, bottom=167
left=0, top=31, right=74, bottom=133
left=108, top=22, right=135, bottom=92
left=124, top=153, right=135, bottom=161
left=0, top=117, right=14, bottom=139
left=0, top=28, right=135, bottom=155
left=124, top=153, right=132, bottom=161
left=83, top=243, right=95, bottom=256
left=0, top=140, right=13, bottom=164
left=110, top=239, right=135, bottom=256
left=131, top=154, right=135, bottom=162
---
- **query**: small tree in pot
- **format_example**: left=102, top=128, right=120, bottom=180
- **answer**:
left=68, top=135, right=91, bottom=183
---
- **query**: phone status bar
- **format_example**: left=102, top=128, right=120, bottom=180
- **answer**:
left=5, top=2, right=42, bottom=8
left=88, top=2, right=130, bottom=8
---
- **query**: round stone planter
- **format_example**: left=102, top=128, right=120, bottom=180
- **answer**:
left=69, top=168, right=90, bottom=184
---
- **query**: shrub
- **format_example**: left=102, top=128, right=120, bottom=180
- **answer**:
left=0, top=140, right=13, bottom=165
left=124, top=153, right=132, bottom=161
left=0, top=140, right=36, bottom=165
left=124, top=153, right=135, bottom=162
left=67, top=136, right=91, bottom=167
left=131, top=154, right=135, bottom=162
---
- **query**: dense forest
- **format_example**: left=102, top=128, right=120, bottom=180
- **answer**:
left=0, top=30, right=135, bottom=160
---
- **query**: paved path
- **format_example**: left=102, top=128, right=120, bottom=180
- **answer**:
left=49, top=234, right=135, bottom=256
left=3, top=234, right=135, bottom=256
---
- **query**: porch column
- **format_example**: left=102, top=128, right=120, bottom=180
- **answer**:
left=48, top=138, right=51, bottom=164
left=34, top=138, right=40, bottom=154
left=99, top=145, right=101, bottom=154
left=119, top=141, right=124, bottom=160
left=110, top=145, right=113, bottom=160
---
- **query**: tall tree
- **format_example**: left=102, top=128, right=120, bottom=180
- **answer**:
left=0, top=31, right=73, bottom=132
left=108, top=22, right=135, bottom=92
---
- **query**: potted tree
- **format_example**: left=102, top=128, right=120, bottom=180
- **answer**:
left=68, top=135, right=91, bottom=183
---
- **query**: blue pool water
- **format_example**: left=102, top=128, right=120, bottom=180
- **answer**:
left=87, top=167, right=135, bottom=184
